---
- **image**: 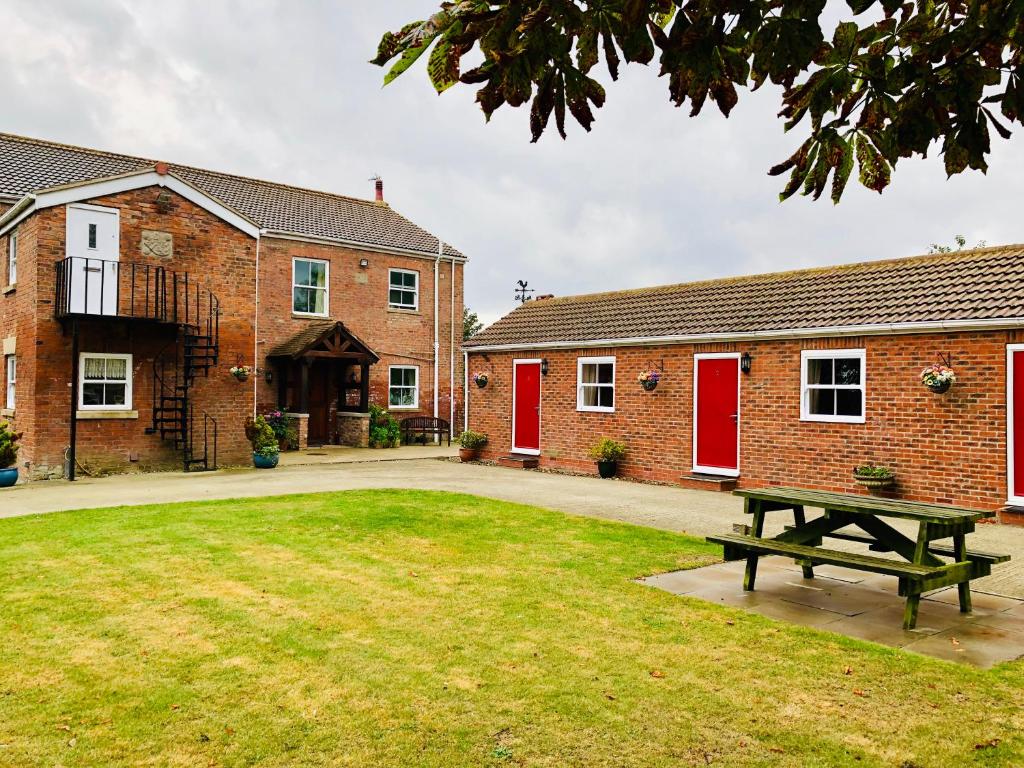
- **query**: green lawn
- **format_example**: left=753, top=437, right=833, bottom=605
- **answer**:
left=0, top=490, right=1021, bottom=767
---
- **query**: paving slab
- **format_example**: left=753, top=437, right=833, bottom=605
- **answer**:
left=641, top=558, right=1024, bottom=667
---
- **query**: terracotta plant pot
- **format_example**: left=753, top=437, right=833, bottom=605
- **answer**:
left=927, top=380, right=952, bottom=394
left=253, top=452, right=279, bottom=469
left=597, top=460, right=617, bottom=479
left=0, top=466, right=17, bottom=487
left=459, top=448, right=480, bottom=462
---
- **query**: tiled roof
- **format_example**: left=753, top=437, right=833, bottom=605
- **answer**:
left=0, top=133, right=463, bottom=258
left=466, top=245, right=1024, bottom=347
left=268, top=320, right=379, bottom=362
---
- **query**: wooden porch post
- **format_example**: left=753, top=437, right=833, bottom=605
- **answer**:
left=276, top=361, right=287, bottom=409
left=299, top=359, right=310, bottom=414
left=359, top=361, right=370, bottom=412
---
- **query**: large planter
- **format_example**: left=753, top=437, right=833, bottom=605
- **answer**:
left=0, top=467, right=17, bottom=487
left=926, top=380, right=952, bottom=394
left=459, top=448, right=480, bottom=462
left=853, top=473, right=894, bottom=490
left=597, top=460, right=618, bottom=479
left=253, top=452, right=279, bottom=469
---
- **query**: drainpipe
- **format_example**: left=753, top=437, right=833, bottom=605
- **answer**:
left=463, top=350, right=469, bottom=433
left=433, top=238, right=441, bottom=421
left=253, top=234, right=262, bottom=415
left=449, top=256, right=456, bottom=429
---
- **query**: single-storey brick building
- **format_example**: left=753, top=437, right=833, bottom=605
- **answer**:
left=0, top=134, right=465, bottom=479
left=464, top=246, right=1024, bottom=523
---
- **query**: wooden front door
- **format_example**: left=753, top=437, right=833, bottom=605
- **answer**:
left=308, top=363, right=333, bottom=445
left=1009, top=346, right=1024, bottom=504
left=693, top=354, right=740, bottom=476
left=512, top=359, right=542, bottom=455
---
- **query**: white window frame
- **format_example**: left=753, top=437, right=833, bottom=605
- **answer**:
left=388, top=268, right=419, bottom=311
left=4, top=355, right=14, bottom=410
left=800, top=349, right=866, bottom=424
left=79, top=353, right=133, bottom=411
left=576, top=356, right=616, bottom=413
left=292, top=257, right=330, bottom=317
left=388, top=365, right=419, bottom=410
left=7, top=229, right=16, bottom=285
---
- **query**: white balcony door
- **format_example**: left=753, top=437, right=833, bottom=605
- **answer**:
left=66, top=204, right=119, bottom=315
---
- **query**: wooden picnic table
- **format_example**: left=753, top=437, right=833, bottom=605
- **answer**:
left=706, top=487, right=1010, bottom=629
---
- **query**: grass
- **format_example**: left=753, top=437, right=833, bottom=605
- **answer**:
left=0, top=490, right=1021, bottom=767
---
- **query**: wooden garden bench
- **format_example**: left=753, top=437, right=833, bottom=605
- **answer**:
left=399, top=416, right=451, bottom=446
left=706, top=487, right=1009, bottom=630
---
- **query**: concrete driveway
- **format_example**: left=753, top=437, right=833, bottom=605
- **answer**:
left=3, top=457, right=1023, bottom=597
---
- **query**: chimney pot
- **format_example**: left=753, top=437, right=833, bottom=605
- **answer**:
left=374, top=176, right=384, bottom=202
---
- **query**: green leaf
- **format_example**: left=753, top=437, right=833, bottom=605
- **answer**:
left=383, top=38, right=436, bottom=87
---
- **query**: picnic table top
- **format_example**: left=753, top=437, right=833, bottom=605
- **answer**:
left=734, top=486, right=995, bottom=524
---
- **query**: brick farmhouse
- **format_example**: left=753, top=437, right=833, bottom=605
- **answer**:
left=464, top=247, right=1024, bottom=523
left=0, top=134, right=465, bottom=479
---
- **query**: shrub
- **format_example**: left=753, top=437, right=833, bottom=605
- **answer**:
left=245, top=415, right=279, bottom=455
left=0, top=422, right=21, bottom=468
left=458, top=430, right=488, bottom=450
left=264, top=410, right=298, bottom=449
left=853, top=464, right=894, bottom=479
left=369, top=405, right=400, bottom=448
left=588, top=438, right=626, bottom=463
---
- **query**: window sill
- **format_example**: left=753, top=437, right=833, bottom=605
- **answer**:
left=577, top=407, right=616, bottom=414
left=388, top=405, right=419, bottom=411
left=291, top=312, right=330, bottom=320
left=799, top=415, right=865, bottom=425
left=77, top=410, right=139, bottom=420
left=0, top=408, right=13, bottom=418
left=387, top=307, right=420, bottom=316
left=2, top=284, right=14, bottom=295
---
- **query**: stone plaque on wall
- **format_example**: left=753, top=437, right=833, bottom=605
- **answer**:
left=141, top=230, right=173, bottom=259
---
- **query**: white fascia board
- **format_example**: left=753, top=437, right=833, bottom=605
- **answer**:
left=262, top=230, right=468, bottom=263
left=31, top=171, right=260, bottom=239
left=463, top=316, right=1024, bottom=353
left=0, top=194, right=37, bottom=236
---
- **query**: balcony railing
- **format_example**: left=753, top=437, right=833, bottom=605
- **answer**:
left=54, top=257, right=220, bottom=332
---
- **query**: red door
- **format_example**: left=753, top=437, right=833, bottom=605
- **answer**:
left=1012, top=349, right=1024, bottom=502
left=513, top=361, right=542, bottom=454
left=694, top=355, right=740, bottom=474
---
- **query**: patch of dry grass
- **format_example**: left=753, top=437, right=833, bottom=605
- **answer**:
left=0, top=490, right=1021, bottom=767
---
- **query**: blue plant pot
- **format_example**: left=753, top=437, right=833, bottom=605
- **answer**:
left=253, top=452, right=279, bottom=469
left=0, top=467, right=18, bottom=487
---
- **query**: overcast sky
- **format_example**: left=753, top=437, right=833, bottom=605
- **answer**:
left=3, top=1, right=1022, bottom=325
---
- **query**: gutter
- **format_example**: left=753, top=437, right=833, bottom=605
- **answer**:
left=463, top=316, right=1024, bottom=353
left=0, top=194, right=37, bottom=236
left=262, top=229, right=468, bottom=264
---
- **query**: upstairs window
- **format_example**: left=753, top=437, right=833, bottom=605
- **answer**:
left=4, top=355, right=14, bottom=410
left=577, top=356, right=616, bottom=412
left=6, top=229, right=16, bottom=285
left=293, top=258, right=329, bottom=316
left=801, top=349, right=865, bottom=423
left=389, top=269, right=418, bottom=310
left=389, top=366, right=419, bottom=409
left=80, top=353, right=132, bottom=410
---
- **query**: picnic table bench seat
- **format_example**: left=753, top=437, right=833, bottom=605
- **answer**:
left=706, top=487, right=1010, bottom=629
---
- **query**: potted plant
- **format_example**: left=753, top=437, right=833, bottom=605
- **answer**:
left=245, top=415, right=280, bottom=469
left=265, top=410, right=298, bottom=450
left=921, top=363, right=956, bottom=394
left=0, top=421, right=21, bottom=487
left=589, top=437, right=626, bottom=479
left=853, top=464, right=895, bottom=490
left=458, top=430, right=488, bottom=461
left=369, top=405, right=401, bottom=448
left=638, top=370, right=661, bottom=392
left=230, top=365, right=252, bottom=382
left=473, top=372, right=489, bottom=389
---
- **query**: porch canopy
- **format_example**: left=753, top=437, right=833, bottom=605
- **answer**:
left=267, top=320, right=379, bottom=417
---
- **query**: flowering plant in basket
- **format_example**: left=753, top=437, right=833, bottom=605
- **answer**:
left=921, top=364, right=955, bottom=393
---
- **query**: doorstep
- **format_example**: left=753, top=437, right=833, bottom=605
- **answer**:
left=497, top=454, right=540, bottom=470
left=678, top=473, right=738, bottom=492
left=1000, top=506, right=1024, bottom=527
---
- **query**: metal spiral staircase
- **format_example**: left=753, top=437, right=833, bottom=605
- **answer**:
left=150, top=276, right=220, bottom=472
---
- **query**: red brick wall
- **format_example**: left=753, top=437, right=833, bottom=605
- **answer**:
left=255, top=236, right=463, bottom=425
left=467, top=330, right=1020, bottom=511
left=0, top=187, right=464, bottom=479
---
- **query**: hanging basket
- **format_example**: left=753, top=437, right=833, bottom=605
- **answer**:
left=474, top=375, right=489, bottom=389
left=926, top=380, right=952, bottom=394
left=641, top=379, right=658, bottom=392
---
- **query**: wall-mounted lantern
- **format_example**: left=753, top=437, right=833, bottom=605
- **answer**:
left=740, top=352, right=752, bottom=374
left=359, top=258, right=369, bottom=269
left=264, top=367, right=274, bottom=385
left=541, top=358, right=549, bottom=376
